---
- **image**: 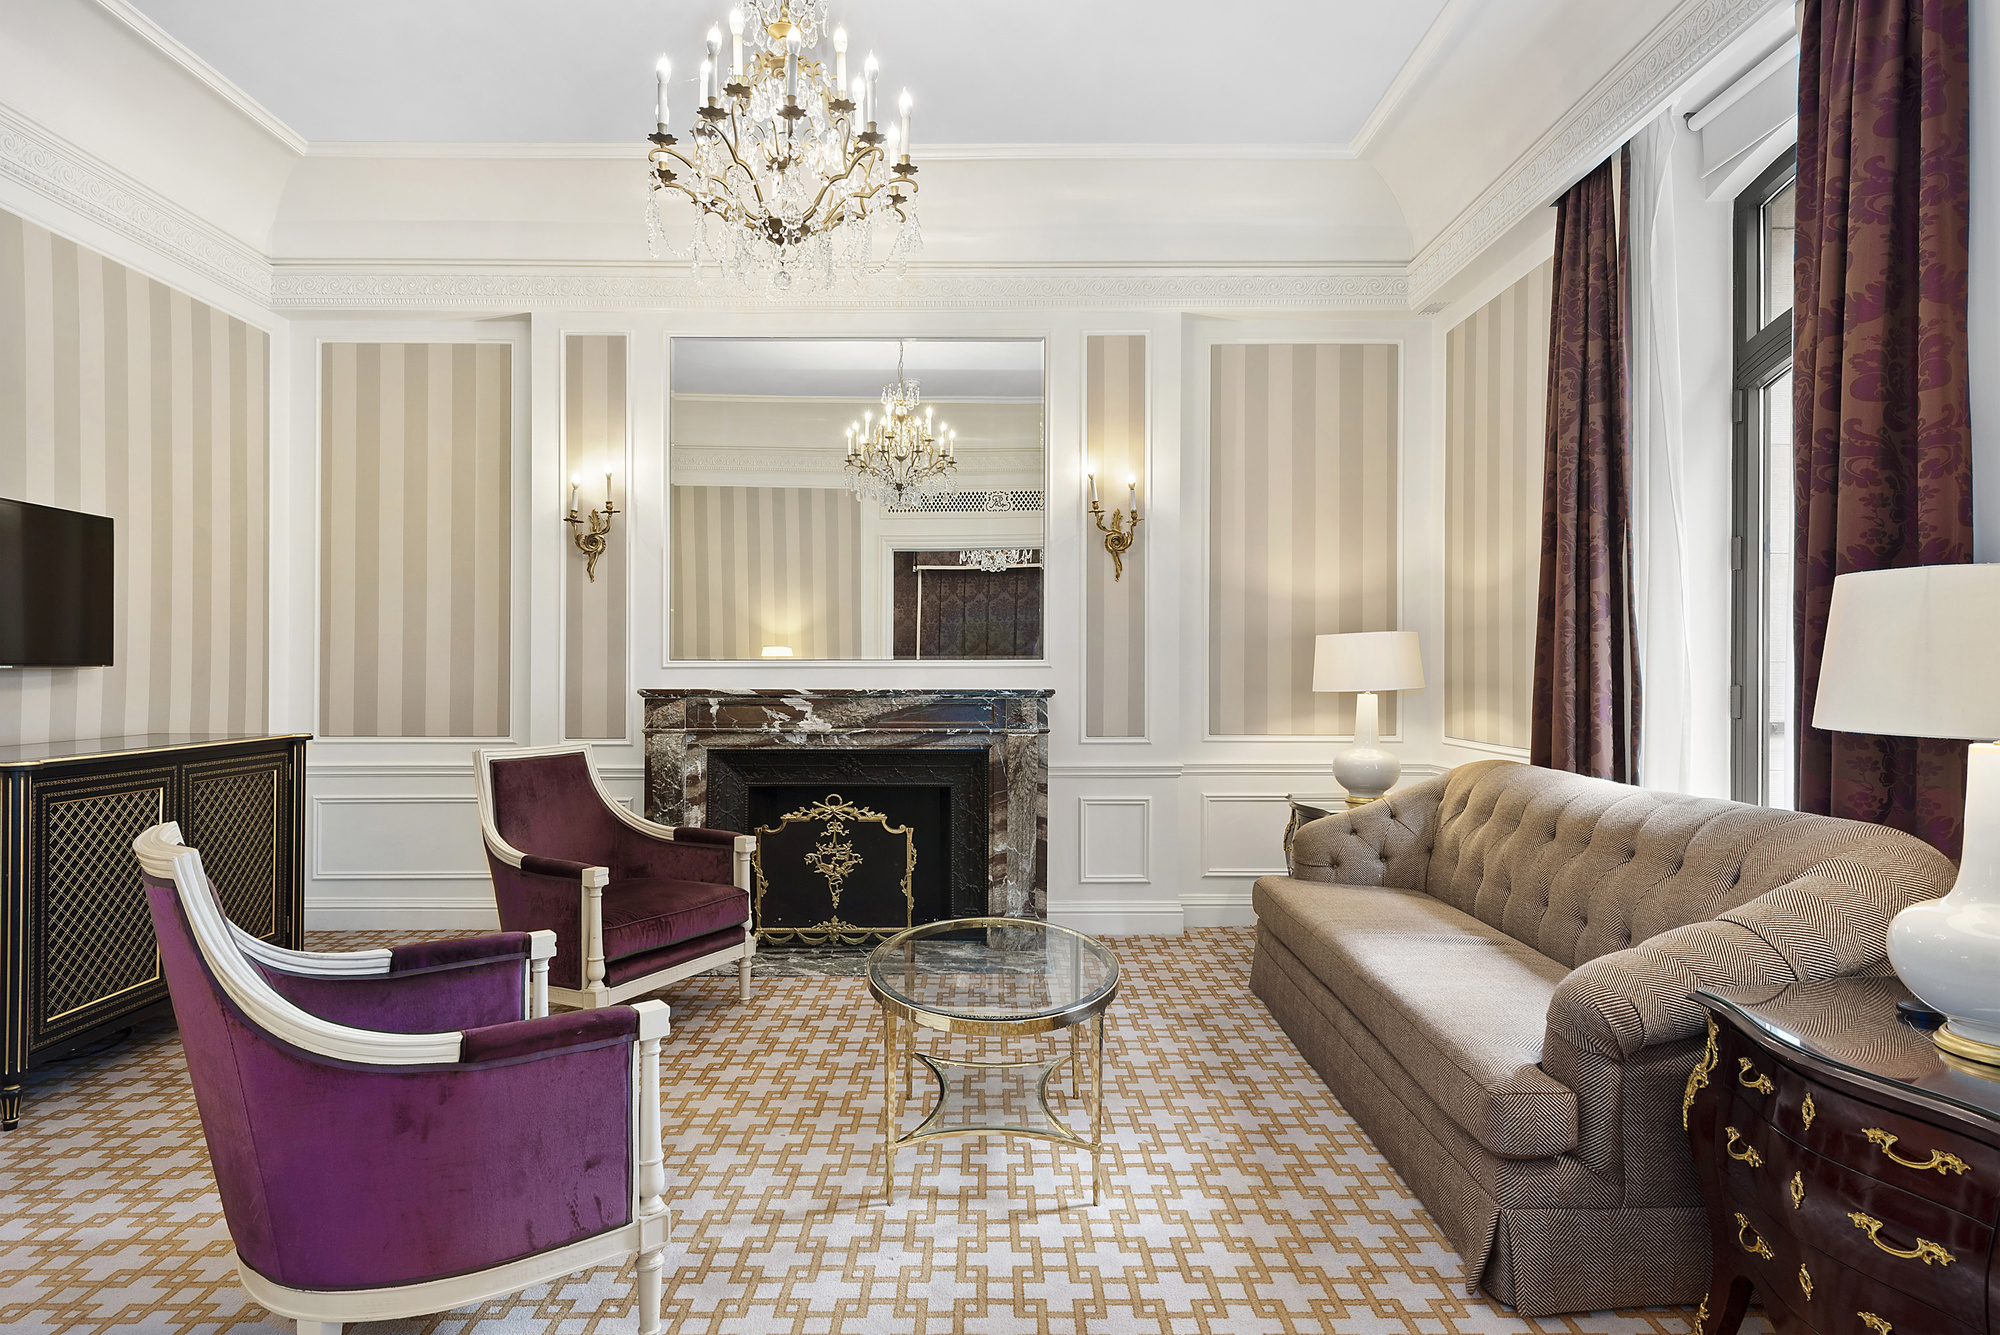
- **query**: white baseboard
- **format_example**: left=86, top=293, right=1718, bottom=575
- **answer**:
left=1048, top=898, right=1185, bottom=936
left=306, top=897, right=501, bottom=931
left=1179, top=891, right=1256, bottom=928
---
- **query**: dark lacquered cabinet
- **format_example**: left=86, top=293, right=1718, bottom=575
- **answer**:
left=1689, top=978, right=2000, bottom=1334
left=0, top=733, right=307, bottom=1128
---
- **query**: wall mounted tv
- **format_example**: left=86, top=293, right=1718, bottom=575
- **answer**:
left=0, top=498, right=113, bottom=668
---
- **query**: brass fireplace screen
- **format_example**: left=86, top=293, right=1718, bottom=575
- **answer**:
left=751, top=794, right=916, bottom=945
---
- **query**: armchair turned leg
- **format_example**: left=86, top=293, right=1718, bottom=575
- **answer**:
left=739, top=953, right=752, bottom=1002
left=583, top=869, right=611, bottom=1009
left=632, top=1000, right=670, bottom=1335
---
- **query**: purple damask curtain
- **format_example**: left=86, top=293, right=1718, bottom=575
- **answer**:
left=1795, top=0, right=1970, bottom=857
left=1532, top=150, right=1641, bottom=782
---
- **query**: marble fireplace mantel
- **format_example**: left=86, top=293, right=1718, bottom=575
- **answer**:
left=640, top=688, right=1052, bottom=920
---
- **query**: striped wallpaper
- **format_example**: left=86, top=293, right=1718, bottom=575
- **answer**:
left=564, top=335, right=627, bottom=740
left=1444, top=261, right=1551, bottom=750
left=1084, top=335, right=1148, bottom=738
left=319, top=342, right=513, bottom=738
left=1209, top=343, right=1400, bottom=737
left=0, top=208, right=268, bottom=746
left=671, top=485, right=862, bottom=660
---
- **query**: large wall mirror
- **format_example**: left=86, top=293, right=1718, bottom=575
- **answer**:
left=668, top=338, right=1046, bottom=661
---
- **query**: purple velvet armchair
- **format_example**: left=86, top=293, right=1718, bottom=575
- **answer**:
left=134, top=822, right=671, bottom=1335
left=473, top=744, right=756, bottom=1009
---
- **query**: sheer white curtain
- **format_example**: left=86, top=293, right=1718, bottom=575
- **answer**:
left=1628, top=111, right=1696, bottom=793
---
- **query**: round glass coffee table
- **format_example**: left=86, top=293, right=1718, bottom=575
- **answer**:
left=865, top=917, right=1119, bottom=1205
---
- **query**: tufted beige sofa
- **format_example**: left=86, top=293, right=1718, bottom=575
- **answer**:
left=1250, top=758, right=1955, bottom=1316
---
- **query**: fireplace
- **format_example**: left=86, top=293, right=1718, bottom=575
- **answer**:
left=641, top=688, right=1052, bottom=927
left=706, top=747, right=989, bottom=945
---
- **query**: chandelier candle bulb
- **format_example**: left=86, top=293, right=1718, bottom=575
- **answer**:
left=705, top=26, right=722, bottom=100
left=728, top=8, right=744, bottom=79
left=655, top=56, right=671, bottom=127
left=899, top=90, right=912, bottom=155
left=786, top=28, right=800, bottom=97
left=865, top=52, right=879, bottom=124
left=834, top=28, right=847, bottom=90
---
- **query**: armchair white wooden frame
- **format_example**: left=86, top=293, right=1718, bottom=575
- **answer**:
left=472, top=743, right=756, bottom=1009
left=133, top=823, right=671, bottom=1335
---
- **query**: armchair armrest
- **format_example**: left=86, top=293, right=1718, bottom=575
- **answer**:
left=1289, top=775, right=1445, bottom=890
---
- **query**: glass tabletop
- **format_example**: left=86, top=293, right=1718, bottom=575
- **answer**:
left=866, top=918, right=1119, bottom=1024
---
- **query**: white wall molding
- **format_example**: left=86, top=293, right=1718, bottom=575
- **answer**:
left=307, top=896, right=502, bottom=930
left=1077, top=797, right=1152, bottom=884
left=1406, top=0, right=1782, bottom=302
left=1180, top=890, right=1256, bottom=929
left=270, top=263, right=1411, bottom=313
left=91, top=0, right=308, bottom=154
left=1048, top=898, right=1184, bottom=936
left=304, top=141, right=1359, bottom=162
left=0, top=99, right=271, bottom=305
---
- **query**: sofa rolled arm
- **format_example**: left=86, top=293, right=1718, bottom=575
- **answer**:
left=1548, top=850, right=1955, bottom=1061
left=1289, top=774, right=1446, bottom=891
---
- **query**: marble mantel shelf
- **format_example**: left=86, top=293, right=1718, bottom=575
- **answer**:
left=640, top=688, right=1052, bottom=920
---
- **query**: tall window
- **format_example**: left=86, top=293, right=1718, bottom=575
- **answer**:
left=1731, top=151, right=1797, bottom=805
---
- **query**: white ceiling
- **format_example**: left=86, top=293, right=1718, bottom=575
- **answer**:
left=125, top=0, right=1452, bottom=146
left=672, top=338, right=1045, bottom=399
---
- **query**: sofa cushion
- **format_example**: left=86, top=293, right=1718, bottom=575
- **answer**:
left=602, top=877, right=750, bottom=963
left=1255, top=876, right=1578, bottom=1159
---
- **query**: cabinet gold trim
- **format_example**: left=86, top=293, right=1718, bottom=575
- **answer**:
left=1857, top=1314, right=1891, bottom=1334
left=1861, top=1127, right=1971, bottom=1176
left=1801, top=1091, right=1816, bottom=1129
left=1736, top=1057, right=1774, bottom=1095
left=1796, top=1264, right=1812, bottom=1300
left=1683, top=1018, right=1719, bottom=1130
left=1734, top=1212, right=1773, bottom=1260
left=1724, top=1125, right=1763, bottom=1168
left=1788, top=1170, right=1804, bottom=1209
left=1846, top=1211, right=1955, bottom=1266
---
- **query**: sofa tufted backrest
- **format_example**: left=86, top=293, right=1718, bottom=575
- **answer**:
left=1425, top=760, right=1955, bottom=970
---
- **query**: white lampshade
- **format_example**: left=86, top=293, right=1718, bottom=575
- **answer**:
left=1813, top=564, right=2000, bottom=741
left=1313, top=631, right=1425, bottom=694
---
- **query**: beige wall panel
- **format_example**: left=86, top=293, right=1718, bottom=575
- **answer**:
left=0, top=208, right=269, bottom=746
left=1208, top=343, right=1400, bottom=737
left=1084, top=334, right=1147, bottom=738
left=563, top=334, right=628, bottom=739
left=1444, top=261, right=1551, bottom=750
left=319, top=342, right=511, bottom=738
left=670, top=485, right=861, bottom=660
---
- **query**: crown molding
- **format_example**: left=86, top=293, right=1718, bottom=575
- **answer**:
left=1406, top=0, right=1783, bottom=302
left=301, top=140, right=1357, bottom=162
left=270, top=262, right=1412, bottom=312
left=0, top=100, right=272, bottom=305
left=92, top=0, right=308, bottom=154
left=1348, top=0, right=1481, bottom=157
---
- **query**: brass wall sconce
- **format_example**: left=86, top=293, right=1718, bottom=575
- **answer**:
left=566, top=472, right=619, bottom=581
left=1088, top=473, right=1143, bottom=581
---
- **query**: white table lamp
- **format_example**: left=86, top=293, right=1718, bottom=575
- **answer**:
left=1814, top=564, right=2000, bottom=1071
left=1314, top=631, right=1425, bottom=807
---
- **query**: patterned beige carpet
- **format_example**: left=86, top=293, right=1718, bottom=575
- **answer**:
left=0, top=928, right=1734, bottom=1334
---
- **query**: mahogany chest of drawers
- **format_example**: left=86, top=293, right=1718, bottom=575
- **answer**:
left=1689, top=978, right=2000, bottom=1334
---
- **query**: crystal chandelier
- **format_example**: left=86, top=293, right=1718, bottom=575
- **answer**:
left=646, top=1, right=921, bottom=295
left=843, top=342, right=956, bottom=507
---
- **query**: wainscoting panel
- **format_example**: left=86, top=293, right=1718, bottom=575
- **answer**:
left=669, top=485, right=863, bottom=660
left=1443, top=261, right=1549, bottom=749
left=319, top=341, right=513, bottom=738
left=1078, top=796, right=1150, bottom=883
left=1083, top=333, right=1147, bottom=737
left=0, top=207, right=269, bottom=746
left=311, top=795, right=486, bottom=880
left=1199, top=793, right=1292, bottom=877
left=1208, top=343, right=1400, bottom=737
left=563, top=333, right=628, bottom=739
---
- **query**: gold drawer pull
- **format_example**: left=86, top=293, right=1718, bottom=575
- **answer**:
left=1737, top=1057, right=1775, bottom=1094
left=1789, top=1170, right=1804, bottom=1208
left=1858, top=1314, right=1892, bottom=1334
left=1862, top=1127, right=1971, bottom=1176
left=1797, top=1263, right=1813, bottom=1299
left=1802, top=1091, right=1817, bottom=1129
left=1724, top=1126, right=1764, bottom=1167
left=1735, top=1212, right=1774, bottom=1260
left=1847, top=1211, right=1956, bottom=1266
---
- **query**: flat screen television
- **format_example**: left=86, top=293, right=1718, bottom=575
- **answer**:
left=0, top=498, right=113, bottom=668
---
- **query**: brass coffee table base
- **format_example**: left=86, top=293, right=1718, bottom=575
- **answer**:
left=877, top=1008, right=1108, bottom=1206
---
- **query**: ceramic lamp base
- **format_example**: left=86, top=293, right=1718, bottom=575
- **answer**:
left=1887, top=743, right=2000, bottom=1081
left=1332, top=690, right=1399, bottom=807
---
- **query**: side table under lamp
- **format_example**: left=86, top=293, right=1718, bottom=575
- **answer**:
left=1814, top=563, right=2000, bottom=1072
left=1313, top=630, right=1425, bottom=807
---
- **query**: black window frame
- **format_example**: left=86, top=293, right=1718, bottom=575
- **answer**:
left=1729, top=148, right=1798, bottom=804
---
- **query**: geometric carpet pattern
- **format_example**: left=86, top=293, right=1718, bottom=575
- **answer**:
left=0, top=928, right=1731, bottom=1334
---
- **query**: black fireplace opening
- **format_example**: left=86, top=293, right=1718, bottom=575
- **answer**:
left=706, top=748, right=989, bottom=948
